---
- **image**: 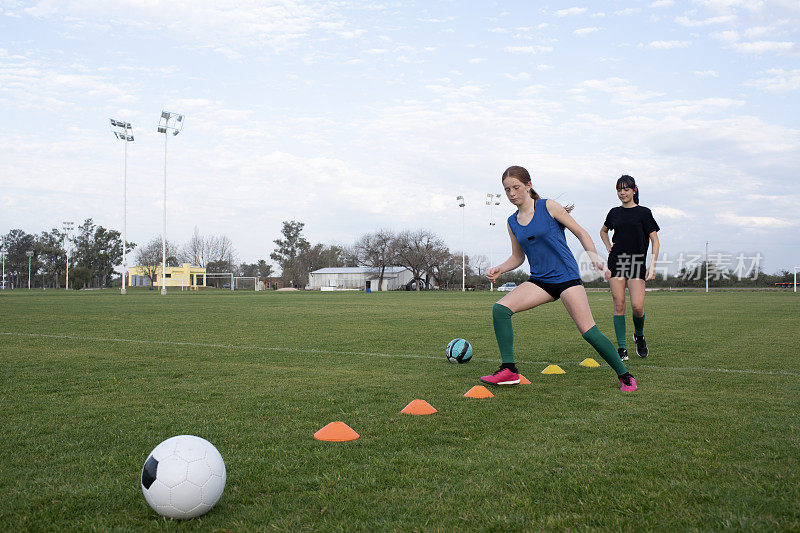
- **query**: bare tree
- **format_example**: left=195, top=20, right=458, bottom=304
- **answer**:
left=182, top=226, right=209, bottom=267
left=354, top=229, right=396, bottom=290
left=428, top=247, right=461, bottom=289
left=135, top=237, right=178, bottom=287
left=181, top=227, right=236, bottom=273
left=206, top=234, right=236, bottom=273
left=394, top=229, right=445, bottom=290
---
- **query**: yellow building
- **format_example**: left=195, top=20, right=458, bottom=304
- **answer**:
left=128, top=263, right=208, bottom=288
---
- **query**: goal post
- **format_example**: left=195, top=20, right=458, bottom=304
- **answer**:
left=795, top=267, right=799, bottom=293
left=234, top=276, right=259, bottom=291
left=203, top=272, right=234, bottom=291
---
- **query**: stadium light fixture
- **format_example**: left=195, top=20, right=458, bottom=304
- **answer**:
left=157, top=111, right=184, bottom=296
left=62, top=221, right=74, bottom=290
left=486, top=193, right=501, bottom=291
left=109, top=118, right=134, bottom=295
left=457, top=195, right=465, bottom=292
left=26, top=250, right=33, bottom=289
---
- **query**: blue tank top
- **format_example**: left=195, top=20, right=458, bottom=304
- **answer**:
left=507, top=199, right=581, bottom=283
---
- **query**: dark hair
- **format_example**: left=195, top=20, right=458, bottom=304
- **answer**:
left=501, top=165, right=574, bottom=212
left=616, top=174, right=639, bottom=204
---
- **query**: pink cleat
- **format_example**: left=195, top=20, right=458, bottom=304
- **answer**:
left=480, top=367, right=520, bottom=386
left=619, top=373, right=637, bottom=392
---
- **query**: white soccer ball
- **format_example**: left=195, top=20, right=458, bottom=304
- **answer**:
left=141, top=435, right=226, bottom=519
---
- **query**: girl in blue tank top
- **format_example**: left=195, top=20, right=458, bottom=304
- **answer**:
left=480, top=165, right=638, bottom=392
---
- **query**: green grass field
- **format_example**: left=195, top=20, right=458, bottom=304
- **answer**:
left=1, top=288, right=798, bottom=531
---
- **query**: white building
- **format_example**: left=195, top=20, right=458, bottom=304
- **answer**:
left=308, top=266, right=419, bottom=291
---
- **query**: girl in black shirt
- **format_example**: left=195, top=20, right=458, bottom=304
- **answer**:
left=600, top=175, right=660, bottom=360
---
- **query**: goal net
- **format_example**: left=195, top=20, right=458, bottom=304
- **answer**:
left=234, top=277, right=260, bottom=291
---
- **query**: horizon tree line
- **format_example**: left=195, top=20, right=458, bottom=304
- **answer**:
left=1, top=220, right=795, bottom=290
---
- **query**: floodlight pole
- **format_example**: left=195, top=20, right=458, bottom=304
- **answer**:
left=162, top=130, right=167, bottom=296
left=457, top=195, right=465, bottom=292
left=27, top=250, right=33, bottom=289
left=157, top=111, right=184, bottom=296
left=486, top=193, right=501, bottom=291
left=705, top=241, right=709, bottom=293
left=0, top=238, right=5, bottom=290
left=62, top=221, right=74, bottom=290
left=109, top=119, right=134, bottom=294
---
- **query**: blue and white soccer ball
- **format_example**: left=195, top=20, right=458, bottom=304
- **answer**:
left=141, top=435, right=226, bottom=519
left=446, top=338, right=473, bottom=364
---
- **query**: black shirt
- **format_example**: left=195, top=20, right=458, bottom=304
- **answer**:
left=604, top=205, right=660, bottom=257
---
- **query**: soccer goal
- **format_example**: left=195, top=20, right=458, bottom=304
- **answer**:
left=234, top=276, right=259, bottom=291
left=203, top=272, right=234, bottom=291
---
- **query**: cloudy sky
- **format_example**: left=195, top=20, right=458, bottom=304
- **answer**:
left=1, top=0, right=798, bottom=275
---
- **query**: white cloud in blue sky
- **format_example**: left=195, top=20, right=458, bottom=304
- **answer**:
left=0, top=0, right=798, bottom=273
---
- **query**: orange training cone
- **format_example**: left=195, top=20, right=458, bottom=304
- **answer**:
left=401, top=399, right=438, bottom=415
left=464, top=385, right=494, bottom=398
left=518, top=374, right=531, bottom=384
left=313, top=421, right=360, bottom=442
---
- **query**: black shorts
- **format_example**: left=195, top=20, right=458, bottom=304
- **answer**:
left=608, top=253, right=647, bottom=279
left=528, top=277, right=583, bottom=300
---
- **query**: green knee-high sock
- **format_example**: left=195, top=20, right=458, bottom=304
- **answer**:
left=493, top=303, right=515, bottom=365
left=613, top=314, right=626, bottom=349
left=582, top=325, right=628, bottom=376
left=633, top=313, right=645, bottom=337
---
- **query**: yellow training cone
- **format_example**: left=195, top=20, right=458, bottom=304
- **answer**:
left=541, top=364, right=565, bottom=374
left=580, top=358, right=600, bottom=368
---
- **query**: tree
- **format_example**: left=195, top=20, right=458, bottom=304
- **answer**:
left=36, top=228, right=67, bottom=288
left=182, top=226, right=209, bottom=267
left=270, top=221, right=310, bottom=287
left=394, top=229, right=445, bottom=290
left=135, top=237, right=179, bottom=287
left=206, top=235, right=236, bottom=273
left=69, top=266, right=91, bottom=290
left=2, top=229, right=36, bottom=288
left=354, top=230, right=396, bottom=291
left=429, top=249, right=462, bottom=289
left=72, top=218, right=132, bottom=288
left=182, top=227, right=236, bottom=273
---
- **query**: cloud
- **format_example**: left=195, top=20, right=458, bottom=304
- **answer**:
left=731, top=41, right=795, bottom=53
left=675, top=15, right=737, bottom=26
left=694, top=70, right=719, bottom=77
left=746, top=68, right=800, bottom=92
left=15, top=1, right=352, bottom=57
left=651, top=205, right=687, bottom=219
left=717, top=214, right=798, bottom=229
left=711, top=30, right=740, bottom=43
left=615, top=8, right=641, bottom=15
left=651, top=0, right=674, bottom=7
left=646, top=40, right=691, bottom=49
left=505, top=45, right=554, bottom=54
left=555, top=7, right=588, bottom=16
left=573, top=27, right=599, bottom=35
